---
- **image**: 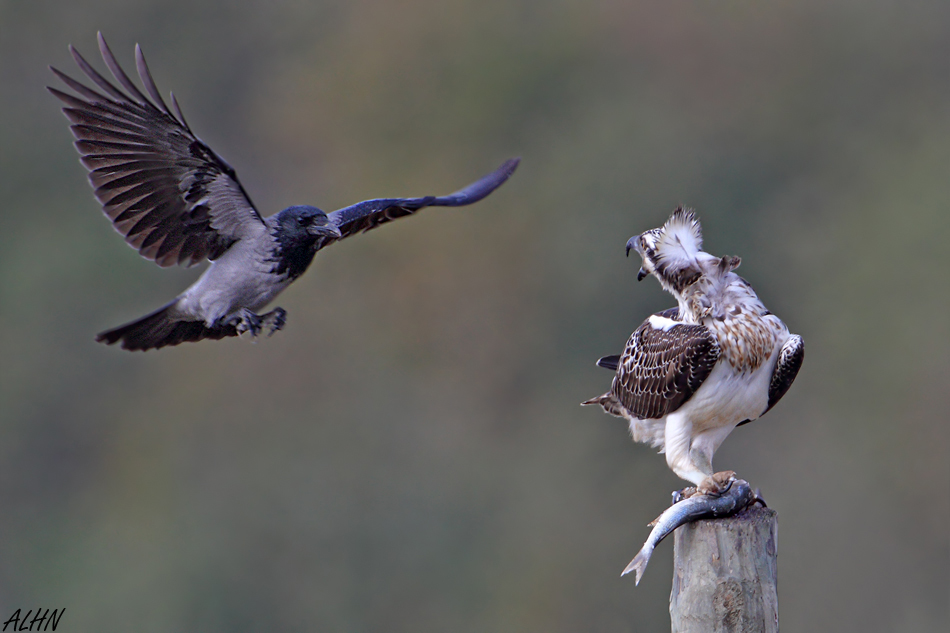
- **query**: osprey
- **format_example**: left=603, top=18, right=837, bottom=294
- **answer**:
left=48, top=34, right=519, bottom=351
left=583, top=208, right=803, bottom=495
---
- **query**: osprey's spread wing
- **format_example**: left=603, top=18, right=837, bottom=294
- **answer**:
left=321, top=158, right=520, bottom=247
left=48, top=33, right=266, bottom=267
left=611, top=314, right=720, bottom=420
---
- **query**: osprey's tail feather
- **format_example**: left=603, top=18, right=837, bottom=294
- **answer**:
left=595, top=355, right=621, bottom=371
left=581, top=392, right=627, bottom=418
left=96, top=302, right=237, bottom=351
left=583, top=392, right=667, bottom=447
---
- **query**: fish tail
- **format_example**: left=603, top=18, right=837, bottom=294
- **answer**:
left=622, top=546, right=653, bottom=585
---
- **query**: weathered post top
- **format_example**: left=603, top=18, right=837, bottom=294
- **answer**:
left=670, top=505, right=778, bottom=633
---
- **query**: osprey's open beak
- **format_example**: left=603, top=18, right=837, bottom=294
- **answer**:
left=626, top=236, right=648, bottom=281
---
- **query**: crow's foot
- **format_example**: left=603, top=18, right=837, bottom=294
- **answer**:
left=232, top=309, right=264, bottom=338
left=262, top=307, right=287, bottom=336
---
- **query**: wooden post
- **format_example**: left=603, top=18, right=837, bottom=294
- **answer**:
left=670, top=505, right=778, bottom=633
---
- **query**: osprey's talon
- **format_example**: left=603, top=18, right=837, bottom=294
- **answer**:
left=672, top=487, right=699, bottom=504
left=697, top=471, right=737, bottom=497
left=752, top=488, right=768, bottom=507
left=262, top=307, right=287, bottom=336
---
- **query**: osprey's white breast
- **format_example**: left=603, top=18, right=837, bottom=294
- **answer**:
left=686, top=312, right=788, bottom=431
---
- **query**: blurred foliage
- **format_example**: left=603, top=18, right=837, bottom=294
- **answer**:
left=1, top=0, right=948, bottom=631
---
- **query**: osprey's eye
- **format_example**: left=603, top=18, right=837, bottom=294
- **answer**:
left=297, top=216, right=311, bottom=226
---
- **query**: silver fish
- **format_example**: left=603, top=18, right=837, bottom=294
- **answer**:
left=622, top=475, right=757, bottom=585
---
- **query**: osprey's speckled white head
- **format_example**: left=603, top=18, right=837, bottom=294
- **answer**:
left=627, top=208, right=709, bottom=293
left=627, top=207, right=745, bottom=322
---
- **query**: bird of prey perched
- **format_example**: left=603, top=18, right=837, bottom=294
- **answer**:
left=48, top=34, right=519, bottom=351
left=583, top=208, right=803, bottom=495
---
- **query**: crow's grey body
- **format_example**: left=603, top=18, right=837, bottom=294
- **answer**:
left=174, top=227, right=272, bottom=319
left=49, top=34, right=519, bottom=350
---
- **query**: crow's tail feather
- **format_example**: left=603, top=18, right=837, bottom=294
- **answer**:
left=96, top=302, right=237, bottom=351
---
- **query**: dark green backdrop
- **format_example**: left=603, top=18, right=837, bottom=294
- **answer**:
left=1, top=1, right=947, bottom=631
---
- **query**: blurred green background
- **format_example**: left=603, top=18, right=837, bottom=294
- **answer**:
left=1, top=1, right=947, bottom=631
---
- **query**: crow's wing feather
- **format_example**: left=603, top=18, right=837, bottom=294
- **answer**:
left=49, top=33, right=266, bottom=267
left=323, top=158, right=519, bottom=245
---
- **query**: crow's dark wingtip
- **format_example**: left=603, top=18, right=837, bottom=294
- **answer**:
left=498, top=157, right=520, bottom=173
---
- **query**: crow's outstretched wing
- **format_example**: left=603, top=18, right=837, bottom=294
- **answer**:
left=322, top=158, right=519, bottom=246
left=48, top=33, right=266, bottom=267
left=612, top=316, right=720, bottom=420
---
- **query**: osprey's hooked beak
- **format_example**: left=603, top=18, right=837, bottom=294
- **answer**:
left=625, top=235, right=648, bottom=282
left=625, top=236, right=637, bottom=258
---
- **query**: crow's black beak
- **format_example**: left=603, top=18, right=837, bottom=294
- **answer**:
left=637, top=268, right=648, bottom=282
left=311, top=223, right=342, bottom=239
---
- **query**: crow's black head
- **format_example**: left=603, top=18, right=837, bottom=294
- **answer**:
left=274, top=205, right=341, bottom=240
left=270, top=206, right=342, bottom=279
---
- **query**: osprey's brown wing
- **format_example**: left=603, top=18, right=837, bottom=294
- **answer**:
left=766, top=334, right=804, bottom=412
left=612, top=317, right=720, bottom=420
left=736, top=333, right=804, bottom=426
left=594, top=307, right=681, bottom=372
left=48, top=33, right=266, bottom=267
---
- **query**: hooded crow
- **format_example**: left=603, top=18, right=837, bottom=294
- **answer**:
left=49, top=34, right=519, bottom=351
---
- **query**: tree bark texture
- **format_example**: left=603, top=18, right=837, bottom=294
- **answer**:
left=670, top=505, right=778, bottom=633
